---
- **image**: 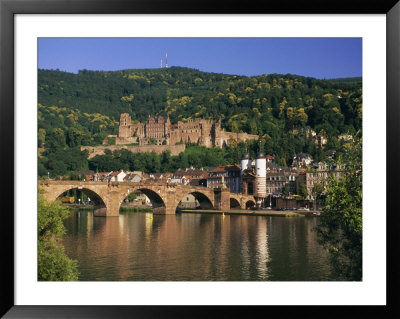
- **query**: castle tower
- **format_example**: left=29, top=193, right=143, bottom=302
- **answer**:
left=118, top=113, right=132, bottom=138
left=164, top=116, right=171, bottom=139
left=254, top=142, right=267, bottom=207
left=199, top=121, right=211, bottom=147
left=120, top=113, right=131, bottom=126
left=212, top=119, right=222, bottom=147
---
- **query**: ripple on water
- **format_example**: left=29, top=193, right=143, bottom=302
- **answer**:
left=62, top=212, right=333, bottom=281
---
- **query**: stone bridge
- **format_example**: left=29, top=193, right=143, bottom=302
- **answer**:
left=38, top=180, right=256, bottom=216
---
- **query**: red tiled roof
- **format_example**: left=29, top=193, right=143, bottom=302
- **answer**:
left=97, top=172, right=109, bottom=177
left=210, top=165, right=240, bottom=173
left=210, top=166, right=225, bottom=173
left=110, top=171, right=121, bottom=176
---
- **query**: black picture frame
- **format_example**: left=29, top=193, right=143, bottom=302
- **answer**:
left=1, top=0, right=399, bottom=318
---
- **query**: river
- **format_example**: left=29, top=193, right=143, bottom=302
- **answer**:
left=62, top=211, right=335, bottom=281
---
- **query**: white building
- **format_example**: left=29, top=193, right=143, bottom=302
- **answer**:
left=109, top=170, right=127, bottom=182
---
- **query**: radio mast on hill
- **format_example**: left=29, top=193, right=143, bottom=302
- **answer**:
left=165, top=52, right=168, bottom=68
left=160, top=58, right=163, bottom=68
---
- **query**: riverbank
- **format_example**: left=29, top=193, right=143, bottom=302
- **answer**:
left=63, top=204, right=94, bottom=211
left=63, top=204, right=153, bottom=213
left=178, top=208, right=318, bottom=217
left=120, top=206, right=152, bottom=212
left=62, top=203, right=319, bottom=216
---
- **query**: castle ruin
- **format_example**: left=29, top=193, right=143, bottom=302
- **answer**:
left=114, top=113, right=259, bottom=148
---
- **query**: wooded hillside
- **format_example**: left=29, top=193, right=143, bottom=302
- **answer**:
left=38, top=67, right=362, bottom=177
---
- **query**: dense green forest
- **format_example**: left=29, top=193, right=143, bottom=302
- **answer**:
left=38, top=67, right=362, bottom=177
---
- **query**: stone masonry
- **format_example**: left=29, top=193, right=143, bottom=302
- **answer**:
left=117, top=113, right=259, bottom=148
left=39, top=180, right=256, bottom=217
left=81, top=144, right=186, bottom=159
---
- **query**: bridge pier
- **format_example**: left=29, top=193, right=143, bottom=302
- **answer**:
left=93, top=207, right=107, bottom=217
left=165, top=206, right=176, bottom=215
left=93, top=206, right=120, bottom=217
left=101, top=191, right=124, bottom=217
left=39, top=181, right=255, bottom=217
left=214, top=188, right=230, bottom=211
left=240, top=197, right=249, bottom=210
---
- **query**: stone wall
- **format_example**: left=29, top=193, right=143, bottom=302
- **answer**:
left=117, top=114, right=227, bottom=148
left=168, top=119, right=217, bottom=147
left=275, top=198, right=316, bottom=209
left=116, top=113, right=260, bottom=149
left=213, top=188, right=231, bottom=211
left=40, top=180, right=259, bottom=216
left=219, top=131, right=259, bottom=147
left=115, top=136, right=139, bottom=145
left=81, top=143, right=186, bottom=159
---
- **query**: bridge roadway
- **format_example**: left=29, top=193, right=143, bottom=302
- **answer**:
left=39, top=180, right=256, bottom=216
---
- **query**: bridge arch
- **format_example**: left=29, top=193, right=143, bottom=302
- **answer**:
left=51, top=185, right=106, bottom=207
left=176, top=191, right=214, bottom=211
left=40, top=183, right=111, bottom=216
left=245, top=200, right=256, bottom=209
left=230, top=198, right=241, bottom=209
left=41, top=181, right=258, bottom=216
left=135, top=188, right=166, bottom=214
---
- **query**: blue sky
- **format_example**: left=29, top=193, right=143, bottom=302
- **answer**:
left=38, top=38, right=362, bottom=79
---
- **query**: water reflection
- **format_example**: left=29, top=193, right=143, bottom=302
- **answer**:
left=256, top=220, right=269, bottom=280
left=63, top=212, right=332, bottom=281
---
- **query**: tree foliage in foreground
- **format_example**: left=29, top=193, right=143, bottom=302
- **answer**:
left=38, top=188, right=78, bottom=281
left=315, top=134, right=362, bottom=281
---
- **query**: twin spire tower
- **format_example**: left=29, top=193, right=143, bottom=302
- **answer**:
left=160, top=52, right=168, bottom=68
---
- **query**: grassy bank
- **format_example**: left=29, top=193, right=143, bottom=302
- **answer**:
left=120, top=206, right=153, bottom=213
left=63, top=204, right=94, bottom=211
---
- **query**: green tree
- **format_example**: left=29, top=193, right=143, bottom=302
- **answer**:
left=127, top=192, right=137, bottom=202
left=53, top=128, right=66, bottom=147
left=298, top=182, right=308, bottom=199
left=312, top=183, right=324, bottom=200
left=107, top=137, right=116, bottom=145
left=38, top=128, right=46, bottom=147
left=69, top=171, right=80, bottom=180
left=38, top=158, right=48, bottom=177
left=38, top=68, right=361, bottom=168
left=282, top=184, right=290, bottom=197
left=312, top=183, right=324, bottom=211
left=231, top=121, right=239, bottom=133
left=66, top=127, right=84, bottom=147
left=38, top=188, right=78, bottom=281
left=161, top=151, right=173, bottom=172
left=315, top=134, right=362, bottom=280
